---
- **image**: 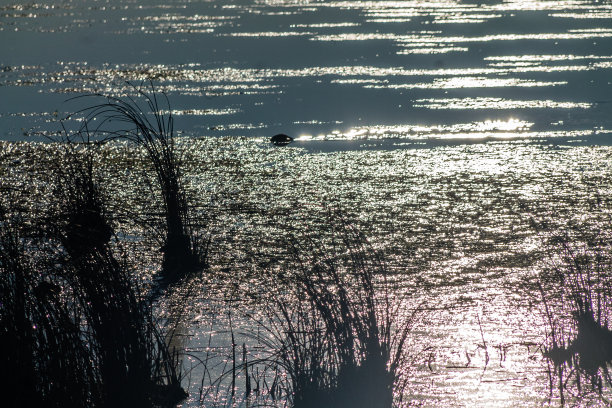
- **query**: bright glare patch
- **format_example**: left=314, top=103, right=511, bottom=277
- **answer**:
left=485, top=54, right=612, bottom=62
left=296, top=119, right=610, bottom=142
left=290, top=22, right=360, bottom=28
left=222, top=31, right=314, bottom=37
left=397, top=46, right=469, bottom=54
left=414, top=97, right=592, bottom=110
left=306, top=119, right=535, bottom=141
left=167, top=108, right=241, bottom=116
left=364, top=77, right=567, bottom=89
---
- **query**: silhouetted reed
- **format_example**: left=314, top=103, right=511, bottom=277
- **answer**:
left=251, top=214, right=417, bottom=408
left=71, top=82, right=206, bottom=285
left=0, top=204, right=98, bottom=407
left=535, top=213, right=612, bottom=403
left=0, top=139, right=187, bottom=407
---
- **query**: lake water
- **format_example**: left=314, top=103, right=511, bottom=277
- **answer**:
left=1, top=0, right=612, bottom=147
left=2, top=0, right=612, bottom=407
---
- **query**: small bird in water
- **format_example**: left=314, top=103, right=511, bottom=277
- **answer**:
left=270, top=133, right=293, bottom=146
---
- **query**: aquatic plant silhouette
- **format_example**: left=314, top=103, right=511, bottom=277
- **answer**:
left=250, top=213, right=417, bottom=408
left=0, top=202, right=99, bottom=407
left=72, top=82, right=207, bottom=285
left=0, top=140, right=187, bottom=407
left=535, top=209, right=612, bottom=404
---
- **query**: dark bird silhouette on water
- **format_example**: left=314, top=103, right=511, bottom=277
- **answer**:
left=271, top=133, right=293, bottom=146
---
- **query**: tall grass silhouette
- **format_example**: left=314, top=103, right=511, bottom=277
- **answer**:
left=534, top=206, right=612, bottom=404
left=251, top=214, right=418, bottom=408
left=0, top=203, right=98, bottom=407
left=72, top=82, right=207, bottom=284
left=0, top=139, right=187, bottom=407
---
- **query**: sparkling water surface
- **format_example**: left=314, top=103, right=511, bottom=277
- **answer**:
left=2, top=0, right=612, bottom=407
left=1, top=0, right=612, bottom=145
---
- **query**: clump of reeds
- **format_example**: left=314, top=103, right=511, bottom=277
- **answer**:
left=71, top=82, right=207, bottom=285
left=0, top=203, right=98, bottom=407
left=0, top=137, right=188, bottom=407
left=251, top=213, right=417, bottom=408
left=535, top=206, right=612, bottom=402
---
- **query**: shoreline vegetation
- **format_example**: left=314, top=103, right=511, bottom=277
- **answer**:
left=0, top=141, right=185, bottom=407
left=533, top=211, right=612, bottom=405
left=71, top=83, right=208, bottom=286
left=2, top=86, right=612, bottom=406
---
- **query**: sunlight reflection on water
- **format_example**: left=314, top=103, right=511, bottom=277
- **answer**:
left=156, top=139, right=611, bottom=407
left=1, top=0, right=612, bottom=142
left=3, top=137, right=612, bottom=406
left=2, top=0, right=612, bottom=405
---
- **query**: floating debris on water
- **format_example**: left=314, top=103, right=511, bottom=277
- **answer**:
left=270, top=133, right=293, bottom=146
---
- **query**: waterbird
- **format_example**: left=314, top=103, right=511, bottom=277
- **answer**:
left=270, top=133, right=293, bottom=146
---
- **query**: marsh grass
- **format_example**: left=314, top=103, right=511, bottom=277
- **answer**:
left=70, top=82, right=207, bottom=285
left=0, top=138, right=187, bottom=407
left=191, top=310, right=290, bottom=408
left=535, top=206, right=612, bottom=403
left=248, top=213, right=418, bottom=408
left=0, top=205, right=98, bottom=407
